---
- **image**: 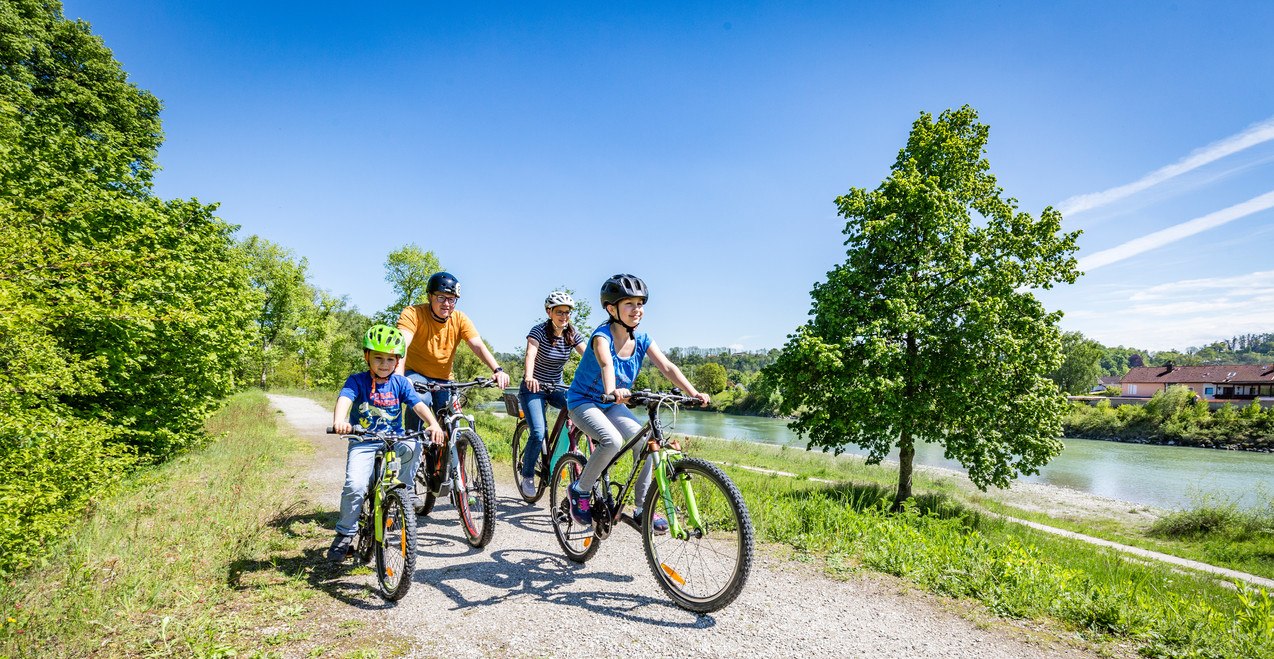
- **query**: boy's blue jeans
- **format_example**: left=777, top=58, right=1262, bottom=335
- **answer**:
left=403, top=371, right=451, bottom=491
left=517, top=384, right=568, bottom=478
left=336, top=438, right=415, bottom=536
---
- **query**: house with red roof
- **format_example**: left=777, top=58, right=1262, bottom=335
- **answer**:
left=1120, top=363, right=1274, bottom=400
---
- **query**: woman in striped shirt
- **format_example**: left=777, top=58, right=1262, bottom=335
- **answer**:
left=517, top=291, right=587, bottom=497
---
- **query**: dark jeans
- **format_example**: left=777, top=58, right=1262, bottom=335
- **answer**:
left=404, top=371, right=452, bottom=488
left=517, top=383, right=568, bottom=478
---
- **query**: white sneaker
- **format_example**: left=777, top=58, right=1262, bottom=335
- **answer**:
left=518, top=475, right=537, bottom=498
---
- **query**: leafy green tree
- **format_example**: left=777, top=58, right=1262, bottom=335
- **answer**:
left=768, top=106, right=1081, bottom=509
left=1049, top=331, right=1104, bottom=394
left=240, top=236, right=312, bottom=389
left=378, top=244, right=440, bottom=324
left=693, top=362, right=728, bottom=394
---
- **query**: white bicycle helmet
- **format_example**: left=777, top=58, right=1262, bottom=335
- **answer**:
left=544, top=291, right=576, bottom=310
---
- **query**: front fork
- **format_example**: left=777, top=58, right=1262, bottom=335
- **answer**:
left=375, top=446, right=409, bottom=543
left=651, top=450, right=705, bottom=540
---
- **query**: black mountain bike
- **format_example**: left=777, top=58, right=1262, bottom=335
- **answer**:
left=548, top=390, right=754, bottom=613
left=412, top=378, right=498, bottom=549
left=326, top=426, right=423, bottom=601
left=509, top=384, right=594, bottom=504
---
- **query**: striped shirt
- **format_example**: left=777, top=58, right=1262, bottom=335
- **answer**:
left=526, top=322, right=584, bottom=386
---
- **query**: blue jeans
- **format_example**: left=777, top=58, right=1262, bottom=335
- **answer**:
left=518, top=384, right=568, bottom=478
left=336, top=438, right=414, bottom=536
left=403, top=371, right=452, bottom=491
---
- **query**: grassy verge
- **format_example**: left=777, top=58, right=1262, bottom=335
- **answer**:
left=0, top=391, right=412, bottom=658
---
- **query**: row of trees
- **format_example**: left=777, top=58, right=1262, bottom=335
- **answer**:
left=1046, top=331, right=1274, bottom=396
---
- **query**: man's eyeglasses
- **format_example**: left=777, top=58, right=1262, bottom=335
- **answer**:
left=434, top=295, right=458, bottom=306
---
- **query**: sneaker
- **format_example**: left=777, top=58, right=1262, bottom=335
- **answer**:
left=568, top=484, right=592, bottom=524
left=518, top=475, right=538, bottom=498
left=326, top=533, right=353, bottom=562
left=633, top=508, right=669, bottom=535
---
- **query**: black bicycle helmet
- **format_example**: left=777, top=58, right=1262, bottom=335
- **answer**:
left=427, top=271, right=461, bottom=297
left=600, top=273, right=648, bottom=308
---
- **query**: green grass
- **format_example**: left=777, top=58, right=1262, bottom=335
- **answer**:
left=0, top=391, right=414, bottom=658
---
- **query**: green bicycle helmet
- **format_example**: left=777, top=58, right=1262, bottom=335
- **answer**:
left=363, top=324, right=407, bottom=356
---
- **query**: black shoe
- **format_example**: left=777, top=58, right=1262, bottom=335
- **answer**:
left=327, top=534, right=353, bottom=562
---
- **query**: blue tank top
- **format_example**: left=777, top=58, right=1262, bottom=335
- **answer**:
left=567, top=323, right=650, bottom=410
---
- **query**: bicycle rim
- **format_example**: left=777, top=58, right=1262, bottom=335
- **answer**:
left=548, top=452, right=599, bottom=562
left=511, top=422, right=545, bottom=504
left=375, top=488, right=417, bottom=600
left=455, top=430, right=496, bottom=548
left=642, top=457, right=754, bottom=613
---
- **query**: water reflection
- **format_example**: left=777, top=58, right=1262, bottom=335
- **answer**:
left=669, top=410, right=1274, bottom=510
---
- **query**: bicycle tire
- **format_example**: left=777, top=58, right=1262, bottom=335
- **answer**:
left=548, top=452, right=599, bottom=563
left=511, top=421, right=546, bottom=504
left=375, top=488, right=417, bottom=601
left=355, top=475, right=376, bottom=564
left=641, top=457, right=753, bottom=613
left=454, top=429, right=496, bottom=548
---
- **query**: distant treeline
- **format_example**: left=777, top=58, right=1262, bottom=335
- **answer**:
left=1065, top=388, right=1274, bottom=452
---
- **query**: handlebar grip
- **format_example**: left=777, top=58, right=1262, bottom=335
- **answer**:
left=326, top=426, right=366, bottom=435
left=601, top=394, right=617, bottom=404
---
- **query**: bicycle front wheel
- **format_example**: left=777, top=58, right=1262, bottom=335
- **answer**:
left=375, top=488, right=417, bottom=601
left=642, top=457, right=753, bottom=613
left=454, top=429, right=496, bottom=548
left=548, top=452, right=599, bottom=563
left=511, top=422, right=545, bottom=504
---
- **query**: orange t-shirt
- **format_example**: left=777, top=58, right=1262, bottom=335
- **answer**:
left=397, top=306, right=478, bottom=379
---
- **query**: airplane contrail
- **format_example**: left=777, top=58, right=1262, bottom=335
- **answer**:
left=1077, top=190, right=1274, bottom=272
left=1059, top=117, right=1274, bottom=216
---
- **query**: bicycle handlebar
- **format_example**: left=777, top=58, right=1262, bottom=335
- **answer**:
left=410, top=377, right=497, bottom=394
left=601, top=389, right=706, bottom=408
left=325, top=427, right=428, bottom=440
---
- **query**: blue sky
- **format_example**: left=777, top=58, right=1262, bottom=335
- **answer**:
left=64, top=1, right=1274, bottom=353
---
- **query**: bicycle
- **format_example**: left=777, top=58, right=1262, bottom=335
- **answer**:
left=325, top=426, right=423, bottom=601
left=411, top=377, right=498, bottom=549
left=508, top=384, right=594, bottom=504
left=548, top=390, right=754, bottom=613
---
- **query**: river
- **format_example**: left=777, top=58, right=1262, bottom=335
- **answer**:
left=666, top=410, right=1274, bottom=511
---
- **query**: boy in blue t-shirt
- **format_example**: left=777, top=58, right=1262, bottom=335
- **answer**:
left=328, top=324, right=445, bottom=562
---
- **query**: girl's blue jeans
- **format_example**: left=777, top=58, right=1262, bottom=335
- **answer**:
left=517, top=383, right=568, bottom=478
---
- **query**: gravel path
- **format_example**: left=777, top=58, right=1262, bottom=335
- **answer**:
left=268, top=394, right=1095, bottom=658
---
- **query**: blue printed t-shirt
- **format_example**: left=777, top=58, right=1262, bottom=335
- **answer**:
left=338, top=372, right=424, bottom=434
left=567, top=323, right=651, bottom=410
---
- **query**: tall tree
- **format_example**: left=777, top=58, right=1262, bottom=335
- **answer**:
left=768, top=106, right=1081, bottom=509
left=379, top=244, right=440, bottom=324
left=1049, top=331, right=1104, bottom=394
left=240, top=236, right=312, bottom=389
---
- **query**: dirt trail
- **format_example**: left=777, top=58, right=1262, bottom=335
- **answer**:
left=269, top=394, right=1095, bottom=658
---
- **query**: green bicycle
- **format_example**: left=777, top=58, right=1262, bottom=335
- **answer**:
left=548, top=390, right=754, bottom=613
left=326, top=426, right=422, bottom=601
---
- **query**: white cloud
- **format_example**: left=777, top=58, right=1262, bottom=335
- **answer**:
left=1130, top=271, right=1274, bottom=301
left=1076, top=190, right=1274, bottom=272
left=1058, top=116, right=1274, bottom=216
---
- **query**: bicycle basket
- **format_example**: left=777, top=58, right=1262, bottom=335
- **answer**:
left=502, top=389, right=522, bottom=417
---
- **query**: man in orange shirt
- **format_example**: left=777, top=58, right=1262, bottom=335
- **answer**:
left=396, top=270, right=510, bottom=425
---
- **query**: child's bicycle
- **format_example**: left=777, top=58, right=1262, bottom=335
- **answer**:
left=325, top=426, right=424, bottom=601
left=412, top=378, right=498, bottom=549
left=506, top=384, right=594, bottom=504
left=548, top=390, right=754, bottom=613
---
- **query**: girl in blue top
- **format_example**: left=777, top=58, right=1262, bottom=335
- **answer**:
left=565, top=274, right=709, bottom=527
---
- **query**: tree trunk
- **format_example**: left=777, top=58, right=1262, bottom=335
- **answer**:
left=893, top=330, right=918, bottom=512
left=892, top=432, right=915, bottom=512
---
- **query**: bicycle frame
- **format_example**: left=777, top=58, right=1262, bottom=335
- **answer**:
left=586, top=395, right=702, bottom=541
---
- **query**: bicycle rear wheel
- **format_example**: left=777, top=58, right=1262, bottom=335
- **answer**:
left=454, top=429, right=496, bottom=548
left=548, top=452, right=599, bottom=562
left=642, top=457, right=753, bottom=613
left=511, top=422, right=546, bottom=504
left=375, top=488, right=417, bottom=601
